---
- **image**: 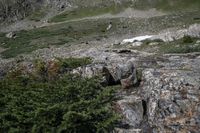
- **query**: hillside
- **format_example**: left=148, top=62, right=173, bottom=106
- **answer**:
left=0, top=0, right=200, bottom=132
left=0, top=0, right=132, bottom=23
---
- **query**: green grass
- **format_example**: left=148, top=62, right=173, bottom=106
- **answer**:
left=158, top=36, right=200, bottom=53
left=159, top=39, right=200, bottom=53
left=0, top=58, right=119, bottom=133
left=0, top=29, right=74, bottom=58
left=50, top=2, right=130, bottom=23
left=126, top=36, right=200, bottom=54
left=0, top=19, right=112, bottom=58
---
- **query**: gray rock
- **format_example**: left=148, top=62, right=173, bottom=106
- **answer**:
left=120, top=74, right=137, bottom=89
left=72, top=64, right=104, bottom=78
left=117, top=96, right=144, bottom=127
left=6, top=32, right=16, bottom=38
left=114, top=128, right=142, bottom=133
left=105, top=60, right=136, bottom=84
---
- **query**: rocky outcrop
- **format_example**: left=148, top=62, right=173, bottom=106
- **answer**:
left=72, top=59, right=138, bottom=88
left=140, top=68, right=200, bottom=132
left=152, top=24, right=200, bottom=42
left=114, top=53, right=200, bottom=132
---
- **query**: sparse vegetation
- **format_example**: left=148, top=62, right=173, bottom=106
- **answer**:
left=56, top=57, right=92, bottom=69
left=28, top=9, right=47, bottom=21
left=159, top=36, right=200, bottom=53
left=0, top=58, right=119, bottom=133
left=160, top=43, right=200, bottom=53
left=127, top=36, right=200, bottom=54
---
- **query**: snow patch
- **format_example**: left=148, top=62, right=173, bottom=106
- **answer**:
left=121, top=35, right=153, bottom=44
left=132, top=42, right=143, bottom=47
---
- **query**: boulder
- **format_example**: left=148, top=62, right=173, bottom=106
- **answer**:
left=6, top=32, right=16, bottom=38
left=103, top=60, right=137, bottom=85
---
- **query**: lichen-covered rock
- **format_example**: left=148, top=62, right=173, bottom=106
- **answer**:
left=116, top=96, right=144, bottom=127
left=140, top=62, right=200, bottom=132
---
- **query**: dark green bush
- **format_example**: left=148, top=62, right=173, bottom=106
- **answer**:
left=182, top=36, right=193, bottom=43
left=56, top=57, right=92, bottom=69
left=0, top=59, right=119, bottom=133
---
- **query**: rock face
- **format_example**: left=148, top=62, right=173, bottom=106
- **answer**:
left=114, top=54, right=200, bottom=132
left=68, top=46, right=200, bottom=132
left=141, top=67, right=200, bottom=133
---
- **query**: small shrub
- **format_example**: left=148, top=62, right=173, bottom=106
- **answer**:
left=57, top=57, right=92, bottom=69
left=134, top=68, right=143, bottom=87
left=182, top=36, right=193, bottom=43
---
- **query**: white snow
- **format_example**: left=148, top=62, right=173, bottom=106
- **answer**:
left=121, top=35, right=153, bottom=44
left=132, top=42, right=143, bottom=47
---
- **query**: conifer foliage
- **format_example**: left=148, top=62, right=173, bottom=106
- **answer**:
left=0, top=58, right=119, bottom=133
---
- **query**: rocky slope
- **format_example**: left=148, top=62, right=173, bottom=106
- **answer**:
left=0, top=0, right=132, bottom=24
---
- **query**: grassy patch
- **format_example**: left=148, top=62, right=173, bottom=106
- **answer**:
left=0, top=29, right=74, bottom=58
left=126, top=36, right=200, bottom=54
left=0, top=19, right=112, bottom=58
left=159, top=36, right=200, bottom=53
left=0, top=58, right=119, bottom=133
left=50, top=2, right=130, bottom=22
left=160, top=43, right=200, bottom=53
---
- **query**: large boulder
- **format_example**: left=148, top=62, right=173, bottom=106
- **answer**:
left=103, top=60, right=138, bottom=88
